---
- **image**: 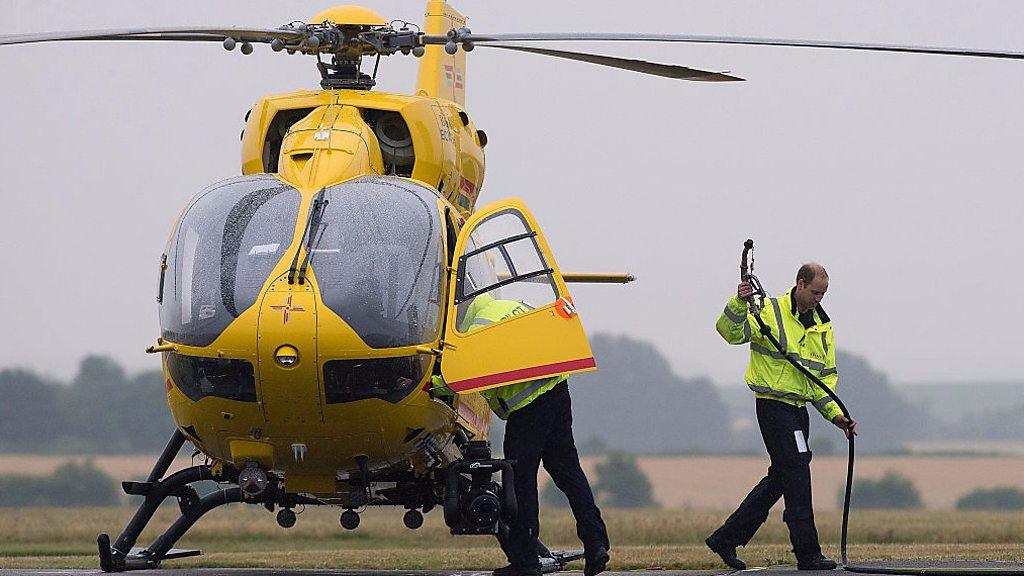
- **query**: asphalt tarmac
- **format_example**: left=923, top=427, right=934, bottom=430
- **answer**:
left=9, top=565, right=1024, bottom=576
left=0, top=568, right=858, bottom=576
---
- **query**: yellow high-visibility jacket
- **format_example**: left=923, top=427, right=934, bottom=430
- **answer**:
left=432, top=295, right=565, bottom=420
left=717, top=289, right=842, bottom=422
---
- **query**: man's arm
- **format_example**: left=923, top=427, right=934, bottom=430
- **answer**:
left=809, top=328, right=858, bottom=438
left=716, top=282, right=753, bottom=345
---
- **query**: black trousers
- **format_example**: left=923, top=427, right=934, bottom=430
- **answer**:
left=711, top=398, right=823, bottom=560
left=501, top=381, right=609, bottom=568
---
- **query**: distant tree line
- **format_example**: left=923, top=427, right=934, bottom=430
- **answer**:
left=0, top=460, right=119, bottom=507
left=948, top=404, right=1024, bottom=441
left=843, top=470, right=924, bottom=509
left=806, top=351, right=930, bottom=454
left=0, top=356, right=174, bottom=453
left=838, top=470, right=1024, bottom=511
left=1, top=334, right=1020, bottom=456
left=573, top=335, right=936, bottom=454
left=542, top=451, right=655, bottom=509
left=570, top=334, right=734, bottom=453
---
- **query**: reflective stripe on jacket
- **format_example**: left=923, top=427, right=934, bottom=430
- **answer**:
left=459, top=297, right=565, bottom=420
left=716, top=289, right=841, bottom=421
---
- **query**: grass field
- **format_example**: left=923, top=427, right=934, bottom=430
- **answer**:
left=5, top=454, right=1024, bottom=510
left=2, top=506, right=1023, bottom=570
left=3, top=455, right=1023, bottom=570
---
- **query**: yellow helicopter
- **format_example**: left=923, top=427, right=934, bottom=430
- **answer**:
left=2, top=1, right=1022, bottom=572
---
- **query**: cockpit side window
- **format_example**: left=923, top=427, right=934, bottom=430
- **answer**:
left=160, top=175, right=300, bottom=346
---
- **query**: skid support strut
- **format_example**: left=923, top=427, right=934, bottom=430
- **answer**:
left=98, top=429, right=241, bottom=572
left=148, top=429, right=185, bottom=483
left=100, top=465, right=215, bottom=569
left=113, top=488, right=243, bottom=570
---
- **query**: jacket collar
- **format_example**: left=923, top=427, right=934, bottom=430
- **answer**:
left=787, top=288, right=831, bottom=325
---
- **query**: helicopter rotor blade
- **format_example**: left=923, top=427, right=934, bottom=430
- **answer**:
left=461, top=33, right=1024, bottom=61
left=0, top=26, right=306, bottom=47
left=476, top=44, right=742, bottom=81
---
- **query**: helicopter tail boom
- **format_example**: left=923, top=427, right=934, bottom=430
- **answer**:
left=416, top=0, right=467, bottom=105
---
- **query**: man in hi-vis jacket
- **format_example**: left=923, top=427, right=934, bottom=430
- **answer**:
left=434, top=293, right=610, bottom=576
left=706, top=263, right=857, bottom=571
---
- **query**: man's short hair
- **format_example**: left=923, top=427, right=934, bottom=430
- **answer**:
left=796, top=263, right=828, bottom=285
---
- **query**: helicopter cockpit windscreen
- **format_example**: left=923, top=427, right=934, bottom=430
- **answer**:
left=160, top=175, right=301, bottom=346
left=310, top=176, right=444, bottom=348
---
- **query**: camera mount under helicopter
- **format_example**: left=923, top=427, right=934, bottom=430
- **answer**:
left=443, top=440, right=517, bottom=535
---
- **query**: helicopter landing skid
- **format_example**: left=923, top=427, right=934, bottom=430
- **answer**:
left=98, top=484, right=243, bottom=571
left=98, top=534, right=201, bottom=572
left=94, top=429, right=249, bottom=572
left=543, top=550, right=585, bottom=573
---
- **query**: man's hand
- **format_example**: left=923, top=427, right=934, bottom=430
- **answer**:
left=832, top=415, right=858, bottom=439
left=737, top=281, right=754, bottom=299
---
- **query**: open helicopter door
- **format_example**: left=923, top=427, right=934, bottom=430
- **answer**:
left=441, top=198, right=595, bottom=394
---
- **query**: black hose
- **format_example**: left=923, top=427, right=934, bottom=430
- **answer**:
left=751, top=314, right=855, bottom=566
left=843, top=432, right=854, bottom=565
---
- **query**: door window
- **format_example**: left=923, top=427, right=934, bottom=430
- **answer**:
left=455, top=209, right=557, bottom=332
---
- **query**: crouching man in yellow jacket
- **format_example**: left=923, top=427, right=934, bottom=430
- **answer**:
left=434, top=293, right=609, bottom=576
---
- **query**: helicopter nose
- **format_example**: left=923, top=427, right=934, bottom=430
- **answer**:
left=257, top=275, right=323, bottom=425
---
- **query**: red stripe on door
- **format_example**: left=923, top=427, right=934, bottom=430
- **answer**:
left=448, top=357, right=597, bottom=393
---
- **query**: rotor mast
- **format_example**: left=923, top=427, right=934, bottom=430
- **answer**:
left=307, top=6, right=388, bottom=90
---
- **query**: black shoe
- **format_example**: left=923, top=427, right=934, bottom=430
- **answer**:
left=493, top=565, right=542, bottom=576
left=705, top=536, right=747, bottom=571
left=584, top=546, right=610, bottom=576
left=797, top=556, right=838, bottom=571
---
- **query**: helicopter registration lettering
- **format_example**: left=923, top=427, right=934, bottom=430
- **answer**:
left=433, top=105, right=455, bottom=143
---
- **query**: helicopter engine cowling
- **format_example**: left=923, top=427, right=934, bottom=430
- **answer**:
left=241, top=91, right=485, bottom=217
left=277, top=105, right=384, bottom=189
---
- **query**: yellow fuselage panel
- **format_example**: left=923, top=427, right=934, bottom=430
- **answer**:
left=258, top=277, right=323, bottom=428
left=276, top=104, right=385, bottom=189
left=166, top=369, right=466, bottom=482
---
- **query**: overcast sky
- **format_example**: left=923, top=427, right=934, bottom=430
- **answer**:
left=1, top=1, right=1023, bottom=387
